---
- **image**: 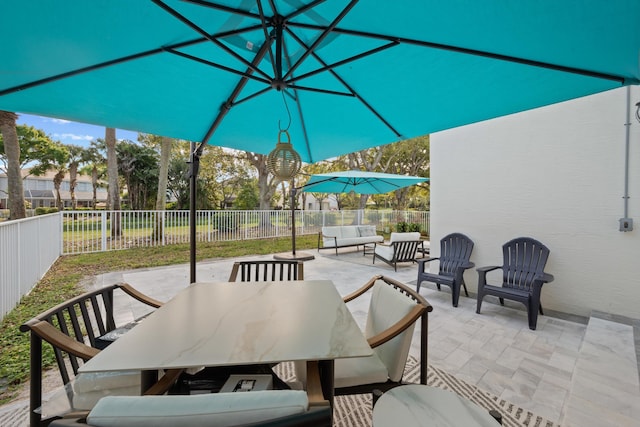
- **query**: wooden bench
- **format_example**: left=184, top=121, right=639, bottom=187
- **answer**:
left=20, top=283, right=180, bottom=427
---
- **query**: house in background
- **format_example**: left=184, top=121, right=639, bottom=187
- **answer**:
left=430, top=86, right=639, bottom=319
left=0, top=169, right=107, bottom=209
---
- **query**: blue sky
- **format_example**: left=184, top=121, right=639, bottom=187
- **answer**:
left=16, top=113, right=139, bottom=148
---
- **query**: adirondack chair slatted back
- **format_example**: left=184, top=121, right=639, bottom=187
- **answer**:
left=502, top=238, right=550, bottom=291
left=439, top=233, right=474, bottom=275
left=229, top=260, right=304, bottom=282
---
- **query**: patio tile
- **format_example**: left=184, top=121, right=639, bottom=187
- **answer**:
left=43, top=251, right=640, bottom=427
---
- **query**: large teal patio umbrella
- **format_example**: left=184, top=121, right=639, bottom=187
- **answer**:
left=0, top=1, right=638, bottom=279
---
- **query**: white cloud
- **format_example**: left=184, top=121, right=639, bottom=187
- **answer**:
left=54, top=133, right=94, bottom=141
left=50, top=118, right=71, bottom=124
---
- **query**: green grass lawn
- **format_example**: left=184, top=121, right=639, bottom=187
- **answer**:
left=0, top=234, right=317, bottom=404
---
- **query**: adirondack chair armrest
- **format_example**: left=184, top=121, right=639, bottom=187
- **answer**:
left=540, top=272, right=554, bottom=283
left=476, top=265, right=501, bottom=286
left=459, top=261, right=475, bottom=270
left=416, top=257, right=440, bottom=270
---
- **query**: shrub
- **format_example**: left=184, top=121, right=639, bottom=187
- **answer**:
left=395, top=221, right=421, bottom=233
left=35, top=207, right=59, bottom=215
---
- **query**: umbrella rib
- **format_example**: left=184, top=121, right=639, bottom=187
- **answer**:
left=285, top=0, right=327, bottom=21
left=286, top=29, right=403, bottom=138
left=233, top=86, right=273, bottom=106
left=256, top=0, right=277, bottom=77
left=287, top=85, right=353, bottom=97
left=201, top=31, right=275, bottom=144
left=281, top=39, right=313, bottom=163
left=289, top=41, right=399, bottom=84
left=289, top=23, right=628, bottom=85
left=152, top=0, right=272, bottom=81
left=181, top=0, right=262, bottom=20
left=0, top=21, right=266, bottom=98
left=283, top=0, right=359, bottom=80
left=165, top=48, right=271, bottom=85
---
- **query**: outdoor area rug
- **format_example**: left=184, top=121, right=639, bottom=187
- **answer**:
left=274, top=357, right=561, bottom=427
left=1, top=358, right=560, bottom=427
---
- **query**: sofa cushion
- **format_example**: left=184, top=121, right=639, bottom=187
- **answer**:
left=358, top=226, right=377, bottom=237
left=321, top=226, right=342, bottom=238
left=341, top=226, right=359, bottom=238
left=86, top=390, right=309, bottom=427
left=374, top=244, right=395, bottom=261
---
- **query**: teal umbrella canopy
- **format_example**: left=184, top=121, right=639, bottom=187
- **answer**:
left=302, top=170, right=428, bottom=194
left=1, top=1, right=639, bottom=163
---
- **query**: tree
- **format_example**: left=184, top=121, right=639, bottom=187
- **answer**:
left=65, top=144, right=87, bottom=209
left=0, top=111, right=25, bottom=219
left=81, top=143, right=106, bottom=209
left=0, top=124, right=63, bottom=176
left=233, top=180, right=259, bottom=210
left=116, top=140, right=159, bottom=210
left=105, top=127, right=121, bottom=237
left=199, top=147, right=249, bottom=209
left=44, top=142, right=71, bottom=210
left=377, top=136, right=430, bottom=210
left=138, top=134, right=174, bottom=239
left=244, top=151, right=280, bottom=210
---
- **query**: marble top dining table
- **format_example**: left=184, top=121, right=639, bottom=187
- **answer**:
left=79, top=280, right=372, bottom=398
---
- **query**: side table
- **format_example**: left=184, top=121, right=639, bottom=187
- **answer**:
left=373, top=385, right=500, bottom=426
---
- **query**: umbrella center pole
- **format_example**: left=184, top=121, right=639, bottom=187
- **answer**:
left=271, top=14, right=287, bottom=91
left=290, top=184, right=297, bottom=256
left=189, top=142, right=205, bottom=284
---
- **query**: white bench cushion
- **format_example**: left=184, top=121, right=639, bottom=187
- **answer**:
left=86, top=390, right=309, bottom=427
left=333, top=352, right=389, bottom=388
left=72, top=371, right=141, bottom=411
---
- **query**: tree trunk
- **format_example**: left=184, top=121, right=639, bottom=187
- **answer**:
left=153, top=137, right=172, bottom=241
left=0, top=111, right=26, bottom=220
left=91, top=165, right=98, bottom=208
left=105, top=127, right=121, bottom=237
left=69, top=163, right=78, bottom=209
left=53, top=171, right=64, bottom=210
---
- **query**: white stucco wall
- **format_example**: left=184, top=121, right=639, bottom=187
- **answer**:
left=431, top=86, right=640, bottom=318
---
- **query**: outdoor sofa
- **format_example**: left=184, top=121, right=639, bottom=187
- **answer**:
left=317, top=225, right=384, bottom=255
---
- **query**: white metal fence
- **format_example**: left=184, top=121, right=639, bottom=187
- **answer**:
left=0, top=213, right=61, bottom=320
left=61, top=209, right=430, bottom=255
left=0, top=209, right=428, bottom=321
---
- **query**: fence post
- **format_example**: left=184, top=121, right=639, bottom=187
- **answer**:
left=101, top=211, right=107, bottom=252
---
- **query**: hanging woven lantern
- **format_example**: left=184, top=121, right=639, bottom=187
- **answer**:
left=267, top=130, right=302, bottom=180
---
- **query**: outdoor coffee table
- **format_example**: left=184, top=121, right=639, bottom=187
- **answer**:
left=79, top=280, right=372, bottom=403
left=373, top=385, right=499, bottom=426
